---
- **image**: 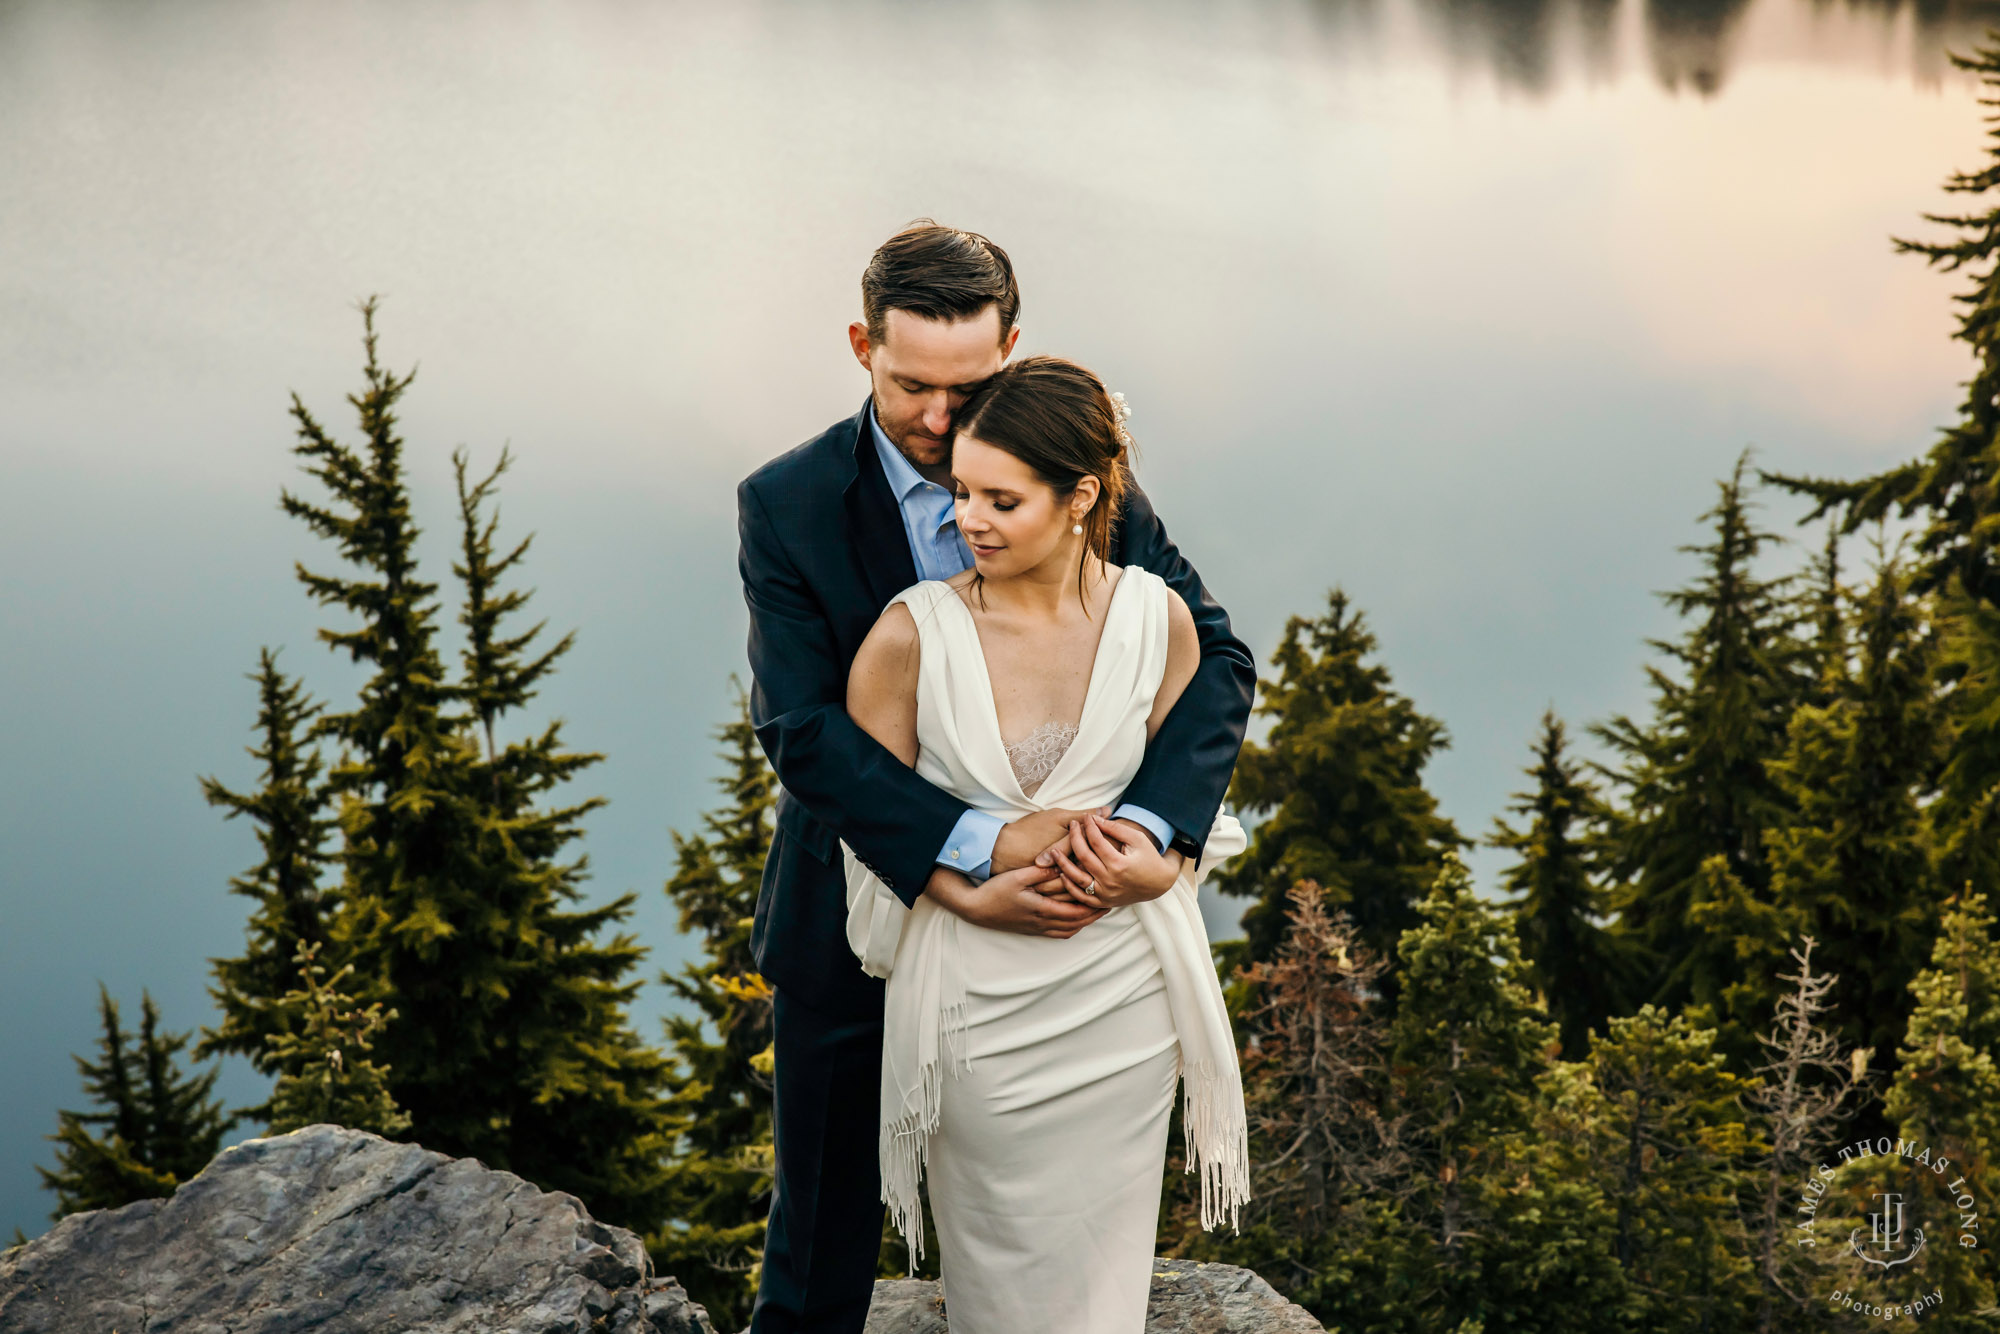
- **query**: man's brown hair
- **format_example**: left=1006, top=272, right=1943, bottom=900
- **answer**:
left=861, top=220, right=1020, bottom=345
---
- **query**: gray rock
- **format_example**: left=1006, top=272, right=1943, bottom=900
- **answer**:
left=0, top=1123, right=715, bottom=1334
left=861, top=1258, right=1325, bottom=1333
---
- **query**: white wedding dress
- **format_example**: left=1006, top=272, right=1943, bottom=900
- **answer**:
left=841, top=565, right=1250, bottom=1334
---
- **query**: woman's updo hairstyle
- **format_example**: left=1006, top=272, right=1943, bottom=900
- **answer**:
left=952, top=355, right=1132, bottom=608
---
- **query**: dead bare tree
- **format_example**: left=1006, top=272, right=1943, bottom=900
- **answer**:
left=1235, top=880, right=1410, bottom=1236
left=1745, top=935, right=1872, bottom=1333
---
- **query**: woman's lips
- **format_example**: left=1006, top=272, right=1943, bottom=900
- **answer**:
left=970, top=543, right=1004, bottom=557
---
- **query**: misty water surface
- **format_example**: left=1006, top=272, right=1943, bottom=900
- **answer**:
left=1, top=0, right=1990, bottom=1239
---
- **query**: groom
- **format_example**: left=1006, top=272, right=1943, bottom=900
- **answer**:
left=736, top=220, right=1254, bottom=1333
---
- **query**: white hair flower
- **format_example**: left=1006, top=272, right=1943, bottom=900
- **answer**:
left=1106, top=389, right=1133, bottom=447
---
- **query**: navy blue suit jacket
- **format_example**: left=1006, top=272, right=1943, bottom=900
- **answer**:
left=738, top=398, right=1255, bottom=1015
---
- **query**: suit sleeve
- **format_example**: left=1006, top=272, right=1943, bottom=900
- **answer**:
left=739, top=477, right=969, bottom=906
left=1116, top=483, right=1257, bottom=856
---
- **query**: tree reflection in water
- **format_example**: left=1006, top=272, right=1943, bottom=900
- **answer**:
left=1313, top=0, right=2000, bottom=96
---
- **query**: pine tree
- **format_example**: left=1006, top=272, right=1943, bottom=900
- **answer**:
left=1829, top=888, right=2000, bottom=1328
left=650, top=685, right=778, bottom=1330
left=1537, top=1004, right=1758, bottom=1333
left=40, top=989, right=231, bottom=1217
left=1595, top=453, right=1808, bottom=1018
left=283, top=301, right=670, bottom=1231
left=197, top=648, right=334, bottom=1106
left=1936, top=596, right=2000, bottom=891
left=443, top=443, right=673, bottom=1225
left=1383, top=854, right=1623, bottom=1330
left=1680, top=853, right=1803, bottom=1073
left=1487, top=710, right=1627, bottom=1059
left=1162, top=879, right=1413, bottom=1320
left=1234, top=880, right=1406, bottom=1228
left=1212, top=589, right=1463, bottom=1004
left=1770, top=40, right=2000, bottom=906
left=264, top=941, right=410, bottom=1137
left=1801, top=525, right=1848, bottom=707
left=1764, top=545, right=1943, bottom=1085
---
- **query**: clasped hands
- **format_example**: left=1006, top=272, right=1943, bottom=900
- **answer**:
left=923, top=806, right=1185, bottom=939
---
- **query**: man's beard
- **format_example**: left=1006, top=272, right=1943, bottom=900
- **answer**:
left=884, top=414, right=950, bottom=469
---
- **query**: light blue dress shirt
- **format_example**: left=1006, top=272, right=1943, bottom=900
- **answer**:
left=867, top=407, right=1176, bottom=879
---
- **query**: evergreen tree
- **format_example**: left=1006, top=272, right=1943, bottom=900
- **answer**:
left=443, top=442, right=673, bottom=1223
left=1936, top=596, right=2000, bottom=891
left=40, top=989, right=231, bottom=1217
left=1831, top=888, right=2000, bottom=1328
left=1764, top=545, right=1943, bottom=1084
left=650, top=685, right=778, bottom=1330
left=1212, top=589, right=1463, bottom=1003
left=1679, top=854, right=1803, bottom=1073
left=1163, top=880, right=1409, bottom=1316
left=1800, top=525, right=1848, bottom=706
left=1384, top=854, right=1622, bottom=1331
left=197, top=648, right=334, bottom=1104
left=1487, top=710, right=1627, bottom=1059
left=264, top=941, right=410, bottom=1137
left=1537, top=1005, right=1757, bottom=1333
left=1771, top=41, right=2000, bottom=900
left=284, top=301, right=670, bottom=1231
left=1594, top=453, right=1808, bottom=1018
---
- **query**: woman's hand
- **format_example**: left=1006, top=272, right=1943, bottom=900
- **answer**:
left=1041, top=813, right=1185, bottom=909
left=925, top=862, right=1109, bottom=938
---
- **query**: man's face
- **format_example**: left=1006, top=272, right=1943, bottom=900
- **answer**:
left=849, top=306, right=1020, bottom=473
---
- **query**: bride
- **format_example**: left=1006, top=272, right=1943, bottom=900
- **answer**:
left=839, top=356, right=1250, bottom=1333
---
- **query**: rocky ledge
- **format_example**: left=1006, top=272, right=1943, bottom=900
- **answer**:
left=0, top=1124, right=714, bottom=1334
left=864, top=1260, right=1325, bottom=1333
left=1, top=1124, right=1322, bottom=1333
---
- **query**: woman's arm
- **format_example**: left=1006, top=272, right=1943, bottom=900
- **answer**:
left=848, top=601, right=1106, bottom=938
left=1144, top=588, right=1200, bottom=744
left=845, top=602, right=921, bottom=768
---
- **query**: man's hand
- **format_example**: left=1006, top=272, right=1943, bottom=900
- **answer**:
left=1042, top=814, right=1185, bottom=908
left=923, top=862, right=1109, bottom=939
left=991, top=807, right=1103, bottom=876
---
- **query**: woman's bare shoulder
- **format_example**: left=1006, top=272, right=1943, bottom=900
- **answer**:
left=858, top=599, right=921, bottom=664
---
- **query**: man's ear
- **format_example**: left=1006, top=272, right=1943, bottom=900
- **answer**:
left=849, top=321, right=874, bottom=370
left=1001, top=324, right=1022, bottom=359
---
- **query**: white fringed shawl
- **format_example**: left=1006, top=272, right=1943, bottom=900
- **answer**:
left=840, top=568, right=1250, bottom=1262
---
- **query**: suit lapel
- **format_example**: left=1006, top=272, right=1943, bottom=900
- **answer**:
left=841, top=396, right=920, bottom=609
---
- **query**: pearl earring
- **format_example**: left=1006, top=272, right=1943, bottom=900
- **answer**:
left=1072, top=523, right=1083, bottom=535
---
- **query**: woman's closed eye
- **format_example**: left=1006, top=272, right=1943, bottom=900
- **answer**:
left=953, top=488, right=1014, bottom=511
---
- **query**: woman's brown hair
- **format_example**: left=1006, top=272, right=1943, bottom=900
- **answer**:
left=952, top=355, right=1132, bottom=612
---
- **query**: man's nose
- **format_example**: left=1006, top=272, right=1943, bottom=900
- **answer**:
left=923, top=395, right=952, bottom=434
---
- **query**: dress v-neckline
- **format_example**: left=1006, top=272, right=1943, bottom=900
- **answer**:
left=938, top=567, right=1135, bottom=807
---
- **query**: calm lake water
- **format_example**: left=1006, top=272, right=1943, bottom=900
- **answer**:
left=1, top=0, right=1989, bottom=1239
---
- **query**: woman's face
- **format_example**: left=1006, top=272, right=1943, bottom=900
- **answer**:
left=950, top=433, right=1097, bottom=580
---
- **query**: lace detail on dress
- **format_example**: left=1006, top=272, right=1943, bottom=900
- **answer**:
left=1005, top=721, right=1079, bottom=797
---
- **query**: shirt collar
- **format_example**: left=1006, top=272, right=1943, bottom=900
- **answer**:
left=869, top=402, right=936, bottom=504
